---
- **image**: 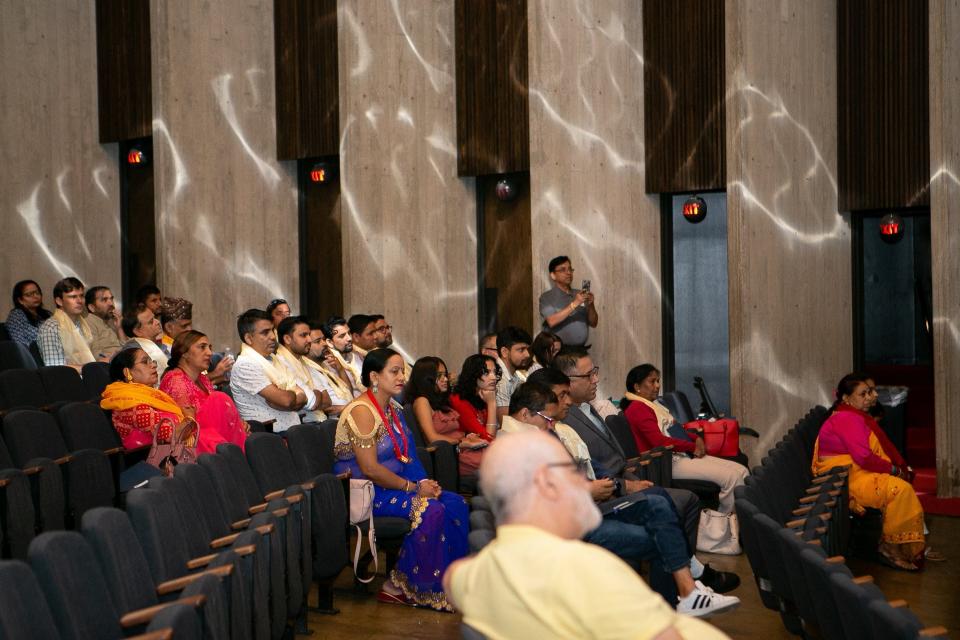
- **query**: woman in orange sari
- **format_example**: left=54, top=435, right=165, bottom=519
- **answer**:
left=812, top=373, right=925, bottom=570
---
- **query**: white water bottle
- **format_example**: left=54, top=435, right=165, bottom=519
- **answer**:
left=222, top=346, right=234, bottom=382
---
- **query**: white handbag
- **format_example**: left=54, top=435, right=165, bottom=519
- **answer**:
left=696, top=509, right=741, bottom=555
left=349, top=479, right=378, bottom=583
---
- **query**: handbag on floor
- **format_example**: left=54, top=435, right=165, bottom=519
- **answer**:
left=696, top=508, right=741, bottom=555
left=349, top=479, right=378, bottom=583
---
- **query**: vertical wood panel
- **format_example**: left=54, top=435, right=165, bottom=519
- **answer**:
left=274, top=0, right=340, bottom=160
left=727, top=0, right=851, bottom=459
left=95, top=0, right=152, bottom=143
left=643, top=0, right=725, bottom=194
left=119, top=138, right=155, bottom=306
left=838, top=0, right=929, bottom=211
left=481, top=174, right=532, bottom=333
left=298, top=159, right=342, bottom=322
left=455, top=0, right=529, bottom=176
left=929, top=0, right=960, bottom=497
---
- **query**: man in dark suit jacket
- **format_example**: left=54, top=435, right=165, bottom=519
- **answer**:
left=554, top=348, right=740, bottom=597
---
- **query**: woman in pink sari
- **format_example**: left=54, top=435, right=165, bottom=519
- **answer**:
left=159, top=330, right=249, bottom=454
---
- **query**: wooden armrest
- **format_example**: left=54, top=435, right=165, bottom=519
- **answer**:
left=792, top=506, right=813, bottom=516
left=826, top=556, right=845, bottom=564
left=799, top=494, right=818, bottom=504
left=156, top=564, right=233, bottom=595
left=663, top=445, right=674, bottom=451
left=852, top=575, right=874, bottom=585
left=272, top=507, right=290, bottom=517
left=54, top=455, right=72, bottom=465
left=186, top=544, right=256, bottom=570
left=248, top=502, right=268, bottom=515
left=263, top=489, right=284, bottom=501
left=120, top=594, right=206, bottom=627
left=104, top=446, right=124, bottom=456
left=887, top=599, right=907, bottom=608
left=336, top=471, right=351, bottom=480
left=919, top=627, right=949, bottom=637
left=804, top=537, right=822, bottom=546
left=22, top=466, right=42, bottom=475
left=210, top=524, right=273, bottom=549
left=124, top=443, right=153, bottom=455
left=787, top=517, right=806, bottom=528
left=231, top=518, right=252, bottom=530
left=301, top=480, right=315, bottom=491
left=285, top=493, right=303, bottom=505
left=0, top=478, right=8, bottom=488
left=128, top=630, right=172, bottom=640
left=424, top=446, right=437, bottom=453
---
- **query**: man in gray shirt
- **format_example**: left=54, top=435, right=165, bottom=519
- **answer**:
left=538, top=255, right=598, bottom=347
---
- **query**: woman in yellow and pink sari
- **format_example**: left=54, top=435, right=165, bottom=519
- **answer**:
left=812, top=373, right=925, bottom=570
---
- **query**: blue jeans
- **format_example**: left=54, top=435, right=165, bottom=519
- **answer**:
left=584, top=493, right=689, bottom=573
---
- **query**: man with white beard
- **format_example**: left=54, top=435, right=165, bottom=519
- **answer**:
left=445, top=430, right=734, bottom=639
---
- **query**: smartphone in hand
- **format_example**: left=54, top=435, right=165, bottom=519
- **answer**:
left=581, top=279, right=591, bottom=293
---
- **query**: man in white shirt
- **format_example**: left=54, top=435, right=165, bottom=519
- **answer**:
left=120, top=305, right=169, bottom=377
left=494, top=326, right=533, bottom=419
left=321, top=315, right=363, bottom=397
left=307, top=321, right=353, bottom=413
left=230, top=308, right=308, bottom=431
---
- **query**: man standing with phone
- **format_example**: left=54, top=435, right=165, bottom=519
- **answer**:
left=538, top=255, right=598, bottom=347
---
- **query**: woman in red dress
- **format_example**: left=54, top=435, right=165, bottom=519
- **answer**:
left=448, top=354, right=500, bottom=442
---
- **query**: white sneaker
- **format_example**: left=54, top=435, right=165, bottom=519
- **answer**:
left=677, top=581, right=741, bottom=618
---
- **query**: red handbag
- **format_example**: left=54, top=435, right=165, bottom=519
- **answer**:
left=684, top=418, right=740, bottom=457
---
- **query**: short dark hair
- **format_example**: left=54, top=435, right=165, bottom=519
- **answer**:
left=620, top=364, right=660, bottom=411
left=548, top=256, right=570, bottom=273
left=321, top=315, right=348, bottom=340
left=508, top=381, right=557, bottom=416
left=308, top=319, right=325, bottom=332
left=266, top=298, right=288, bottom=315
left=84, top=286, right=110, bottom=308
left=496, top=326, right=532, bottom=352
left=347, top=314, right=375, bottom=336
left=121, top=305, right=147, bottom=337
left=368, top=313, right=385, bottom=323
left=237, top=308, right=272, bottom=341
left=526, top=367, right=570, bottom=388
left=360, top=348, right=401, bottom=386
left=553, top=346, right=590, bottom=376
left=53, top=277, right=84, bottom=301
left=479, top=332, right=497, bottom=351
left=135, top=284, right=160, bottom=305
left=277, top=315, right=309, bottom=342
left=531, top=331, right=561, bottom=367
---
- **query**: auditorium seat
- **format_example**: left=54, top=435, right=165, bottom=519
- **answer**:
left=0, top=368, right=51, bottom=411
left=0, top=558, right=64, bottom=639
left=403, top=403, right=461, bottom=492
left=28, top=530, right=205, bottom=640
left=81, top=506, right=231, bottom=640
left=0, top=341, right=38, bottom=371
left=80, top=361, right=111, bottom=400
left=867, top=598, right=949, bottom=640
left=38, top=366, right=88, bottom=404
left=0, top=434, right=36, bottom=559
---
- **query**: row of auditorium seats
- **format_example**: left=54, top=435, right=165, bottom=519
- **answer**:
left=0, top=363, right=109, bottom=411
left=735, top=406, right=947, bottom=640
left=0, top=338, right=45, bottom=370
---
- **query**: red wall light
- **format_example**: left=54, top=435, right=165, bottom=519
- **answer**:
left=310, top=166, right=327, bottom=183
left=309, top=162, right=337, bottom=184
left=127, top=148, right=147, bottom=165
left=682, top=195, right=707, bottom=224
left=879, top=212, right=904, bottom=244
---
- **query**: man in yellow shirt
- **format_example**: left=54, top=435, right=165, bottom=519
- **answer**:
left=445, top=430, right=731, bottom=640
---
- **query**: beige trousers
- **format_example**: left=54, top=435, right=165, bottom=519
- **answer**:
left=671, top=454, right=749, bottom=513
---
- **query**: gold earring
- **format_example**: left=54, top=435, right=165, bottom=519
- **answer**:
left=125, top=373, right=133, bottom=383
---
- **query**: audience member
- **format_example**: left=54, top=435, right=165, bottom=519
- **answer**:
left=494, top=326, right=532, bottom=417
left=36, top=277, right=97, bottom=370
left=274, top=316, right=333, bottom=423
left=500, top=382, right=740, bottom=609
left=135, top=284, right=162, bottom=316
left=370, top=314, right=394, bottom=348
left=84, top=285, right=124, bottom=359
left=334, top=348, right=468, bottom=610
left=527, top=330, right=562, bottom=375
left=444, top=430, right=732, bottom=639
left=538, top=256, right=598, bottom=347
left=813, top=372, right=930, bottom=570
left=348, top=314, right=379, bottom=358
left=449, top=354, right=500, bottom=442
left=321, top=315, right=364, bottom=396
left=266, top=298, right=291, bottom=328
left=159, top=330, right=249, bottom=454
left=406, top=356, right=487, bottom=477
left=6, top=279, right=52, bottom=350
left=621, top=364, right=748, bottom=514
left=159, top=296, right=232, bottom=385
left=554, top=348, right=702, bottom=553
left=478, top=332, right=498, bottom=359
left=121, top=305, right=169, bottom=377
left=307, top=319, right=354, bottom=414
left=100, top=347, right=198, bottom=476
left=229, top=308, right=307, bottom=431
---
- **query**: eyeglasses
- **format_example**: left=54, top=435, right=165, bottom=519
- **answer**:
left=545, top=459, right=590, bottom=478
left=375, top=324, right=393, bottom=333
left=535, top=411, right=556, bottom=427
left=568, top=366, right=600, bottom=379
left=553, top=266, right=575, bottom=274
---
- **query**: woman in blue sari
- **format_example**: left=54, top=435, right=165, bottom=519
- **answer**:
left=334, top=348, right=468, bottom=611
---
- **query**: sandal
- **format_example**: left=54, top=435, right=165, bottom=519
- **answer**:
left=878, top=550, right=920, bottom=572
left=377, top=589, right=415, bottom=607
left=925, top=548, right=946, bottom=562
